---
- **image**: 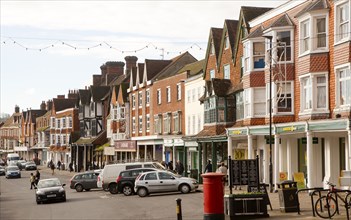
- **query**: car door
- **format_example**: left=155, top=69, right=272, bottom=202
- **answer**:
left=158, top=171, right=178, bottom=192
left=143, top=172, right=159, bottom=193
left=82, top=173, right=94, bottom=189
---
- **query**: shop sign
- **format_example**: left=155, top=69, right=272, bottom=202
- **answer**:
left=282, top=126, right=297, bottom=132
left=229, top=129, right=246, bottom=136
left=104, top=147, right=115, bottom=156
left=114, top=141, right=136, bottom=152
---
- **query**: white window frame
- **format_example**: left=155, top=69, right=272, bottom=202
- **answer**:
left=243, top=41, right=250, bottom=74
left=300, top=19, right=310, bottom=54
left=166, top=86, right=171, bottom=103
left=163, top=113, right=171, bottom=134
left=299, top=72, right=329, bottom=114
left=172, top=111, right=181, bottom=134
left=298, top=12, right=328, bottom=56
left=244, top=89, right=252, bottom=118
left=197, top=113, right=202, bottom=133
left=225, top=33, right=230, bottom=49
left=224, top=64, right=230, bottom=79
left=177, top=83, right=181, bottom=101
left=132, top=117, right=136, bottom=133
left=138, top=116, right=142, bottom=133
left=264, top=28, right=294, bottom=64
left=146, top=114, right=150, bottom=131
left=253, top=87, right=266, bottom=117
left=210, top=69, right=215, bottom=79
left=236, top=91, right=244, bottom=120
left=243, top=39, right=265, bottom=73
left=335, top=63, right=351, bottom=110
left=192, top=88, right=196, bottom=102
left=157, top=89, right=161, bottom=105
left=267, top=81, right=294, bottom=115
left=68, top=117, right=73, bottom=128
left=138, top=91, right=143, bottom=108
left=132, top=94, right=136, bottom=109
left=146, top=89, right=150, bottom=106
left=335, top=0, right=350, bottom=44
left=187, top=115, right=191, bottom=135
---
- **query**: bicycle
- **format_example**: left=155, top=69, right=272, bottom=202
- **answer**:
left=314, top=181, right=351, bottom=219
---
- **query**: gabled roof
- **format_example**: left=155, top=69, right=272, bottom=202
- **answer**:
left=144, top=59, right=172, bottom=82
left=233, top=6, right=273, bottom=64
left=265, top=13, right=294, bottom=30
left=90, top=86, right=110, bottom=102
left=154, top=52, right=197, bottom=81
left=295, top=0, right=330, bottom=18
left=217, top=20, right=239, bottom=69
left=2, top=112, right=21, bottom=127
left=245, top=25, right=264, bottom=39
left=78, top=89, right=91, bottom=105
left=29, top=110, right=47, bottom=123
left=53, top=98, right=77, bottom=112
left=203, top=27, right=223, bottom=78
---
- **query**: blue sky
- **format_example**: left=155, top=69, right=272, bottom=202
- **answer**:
left=0, top=0, right=287, bottom=115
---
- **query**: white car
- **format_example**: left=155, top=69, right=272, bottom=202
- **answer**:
left=134, top=170, right=198, bottom=197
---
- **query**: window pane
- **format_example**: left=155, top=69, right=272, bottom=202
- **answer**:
left=317, top=18, right=326, bottom=48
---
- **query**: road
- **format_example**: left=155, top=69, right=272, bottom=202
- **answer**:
left=0, top=169, right=204, bottom=220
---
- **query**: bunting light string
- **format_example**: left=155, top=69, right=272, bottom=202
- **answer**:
left=1, top=36, right=205, bottom=55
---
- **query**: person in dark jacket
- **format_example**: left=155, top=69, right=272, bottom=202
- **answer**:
left=35, top=170, right=40, bottom=185
left=204, top=160, right=212, bottom=173
left=175, top=160, right=184, bottom=175
left=167, top=161, right=173, bottom=171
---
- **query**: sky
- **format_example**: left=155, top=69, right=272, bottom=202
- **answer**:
left=0, top=0, right=287, bottom=115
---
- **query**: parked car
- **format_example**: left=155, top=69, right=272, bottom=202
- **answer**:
left=99, top=161, right=165, bottom=194
left=134, top=170, right=198, bottom=197
left=0, top=165, right=5, bottom=176
left=25, top=161, right=37, bottom=170
left=0, top=159, right=5, bottom=166
left=5, top=166, right=21, bottom=178
left=115, top=168, right=158, bottom=195
left=16, top=160, right=27, bottom=170
left=35, top=178, right=66, bottom=204
left=70, top=170, right=101, bottom=192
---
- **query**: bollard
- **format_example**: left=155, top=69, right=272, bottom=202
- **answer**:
left=176, top=198, right=182, bottom=220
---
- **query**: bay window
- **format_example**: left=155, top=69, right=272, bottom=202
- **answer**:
left=163, top=113, right=171, bottom=134
left=154, top=115, right=162, bottom=134
left=335, top=1, right=350, bottom=43
left=300, top=74, right=328, bottom=113
left=244, top=89, right=251, bottom=118
left=236, top=91, right=244, bottom=120
left=173, top=112, right=181, bottom=134
left=253, top=88, right=266, bottom=117
left=267, top=81, right=293, bottom=114
left=316, top=17, right=327, bottom=48
left=301, top=20, right=310, bottom=53
left=276, top=31, right=292, bottom=61
left=243, top=40, right=265, bottom=73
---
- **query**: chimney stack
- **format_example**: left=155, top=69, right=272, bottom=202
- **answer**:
left=46, top=100, right=53, bottom=111
left=125, top=56, right=138, bottom=73
left=68, top=89, right=78, bottom=99
left=15, top=105, right=20, bottom=113
left=57, top=95, right=65, bottom=99
left=40, top=101, right=46, bottom=111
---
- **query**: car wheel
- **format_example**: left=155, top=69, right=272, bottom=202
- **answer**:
left=180, top=184, right=190, bottom=194
left=109, top=183, right=118, bottom=194
left=62, top=197, right=66, bottom=202
left=85, top=189, right=91, bottom=191
left=122, top=185, right=133, bottom=196
left=36, top=201, right=40, bottom=204
left=137, top=187, right=148, bottom=197
left=75, top=184, right=83, bottom=192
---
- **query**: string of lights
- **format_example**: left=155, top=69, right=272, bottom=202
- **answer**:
left=1, top=36, right=205, bottom=55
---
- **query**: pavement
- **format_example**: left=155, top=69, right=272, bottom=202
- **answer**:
left=36, top=165, right=349, bottom=219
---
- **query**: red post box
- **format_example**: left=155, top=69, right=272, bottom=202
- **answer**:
left=201, top=172, right=225, bottom=220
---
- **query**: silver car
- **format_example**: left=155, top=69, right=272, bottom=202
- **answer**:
left=134, top=170, right=198, bottom=197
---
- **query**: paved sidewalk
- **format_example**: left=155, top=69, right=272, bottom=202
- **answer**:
left=36, top=166, right=348, bottom=219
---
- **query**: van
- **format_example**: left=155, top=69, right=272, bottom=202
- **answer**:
left=98, top=161, right=165, bottom=194
left=6, top=153, right=20, bottom=166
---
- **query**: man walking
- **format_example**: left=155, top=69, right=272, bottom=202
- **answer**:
left=175, top=160, right=184, bottom=176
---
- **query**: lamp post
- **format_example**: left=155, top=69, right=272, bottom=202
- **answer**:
left=264, top=35, right=274, bottom=193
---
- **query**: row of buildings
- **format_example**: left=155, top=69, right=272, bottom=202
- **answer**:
left=1, top=0, right=351, bottom=189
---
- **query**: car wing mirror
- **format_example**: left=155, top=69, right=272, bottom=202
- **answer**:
left=171, top=176, right=175, bottom=180
left=62, top=184, right=66, bottom=187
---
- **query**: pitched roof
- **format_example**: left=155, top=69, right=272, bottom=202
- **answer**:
left=246, top=25, right=264, bottom=39
left=119, top=82, right=129, bottom=103
left=53, top=98, right=77, bottom=112
left=225, top=19, right=239, bottom=49
left=194, top=125, right=227, bottom=138
left=29, top=110, right=47, bottom=123
left=178, top=59, right=205, bottom=77
left=78, top=89, right=91, bottom=105
left=265, top=13, right=293, bottom=29
left=144, top=59, right=172, bottom=81
left=2, top=112, right=21, bottom=127
left=295, top=0, right=330, bottom=18
left=211, top=78, right=232, bottom=96
left=154, top=52, right=197, bottom=81
left=241, top=6, right=273, bottom=26
left=90, top=86, right=110, bottom=102
left=212, top=28, right=223, bottom=60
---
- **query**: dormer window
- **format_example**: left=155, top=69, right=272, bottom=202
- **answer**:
left=210, top=40, right=215, bottom=55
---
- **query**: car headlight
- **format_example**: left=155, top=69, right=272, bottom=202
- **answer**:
left=59, top=188, right=65, bottom=193
left=36, top=190, right=45, bottom=195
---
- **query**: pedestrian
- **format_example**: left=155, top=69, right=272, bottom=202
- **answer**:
left=175, top=160, right=185, bottom=175
left=57, top=160, right=61, bottom=170
left=204, top=160, right=212, bottom=173
left=217, top=162, right=228, bottom=185
left=69, top=162, right=73, bottom=172
left=30, top=173, right=35, bottom=189
left=167, top=161, right=173, bottom=171
left=35, top=170, right=40, bottom=185
left=50, top=161, right=55, bottom=175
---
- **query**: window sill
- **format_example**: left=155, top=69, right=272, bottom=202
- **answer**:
left=299, top=49, right=329, bottom=58
left=298, top=110, right=330, bottom=116
left=334, top=38, right=351, bottom=47
left=334, top=106, right=351, bottom=113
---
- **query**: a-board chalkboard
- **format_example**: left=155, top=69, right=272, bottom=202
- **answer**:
left=247, top=184, right=272, bottom=210
left=231, top=157, right=258, bottom=186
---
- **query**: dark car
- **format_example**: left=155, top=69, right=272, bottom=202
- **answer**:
left=35, top=178, right=66, bottom=204
left=116, top=168, right=158, bottom=196
left=25, top=162, right=37, bottom=170
left=5, top=166, right=21, bottom=178
left=70, top=170, right=101, bottom=192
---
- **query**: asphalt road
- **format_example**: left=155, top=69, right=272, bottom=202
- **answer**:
left=0, top=170, right=204, bottom=220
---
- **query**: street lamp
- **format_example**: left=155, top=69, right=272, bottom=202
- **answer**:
left=264, top=34, right=274, bottom=193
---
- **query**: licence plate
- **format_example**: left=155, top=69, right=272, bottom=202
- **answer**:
left=47, top=194, right=56, bottom=198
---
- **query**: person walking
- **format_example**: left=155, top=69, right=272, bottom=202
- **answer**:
left=217, top=162, right=228, bottom=185
left=50, top=161, right=55, bottom=175
left=204, top=160, right=212, bottom=173
left=175, top=160, right=184, bottom=176
left=35, top=170, right=40, bottom=185
left=57, top=160, right=61, bottom=170
left=30, top=173, right=36, bottom=189
left=69, top=162, right=73, bottom=172
left=167, top=161, right=173, bottom=171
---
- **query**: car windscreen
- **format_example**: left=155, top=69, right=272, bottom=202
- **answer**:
left=38, top=179, right=61, bottom=188
left=7, top=166, right=19, bottom=171
left=152, top=163, right=166, bottom=170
